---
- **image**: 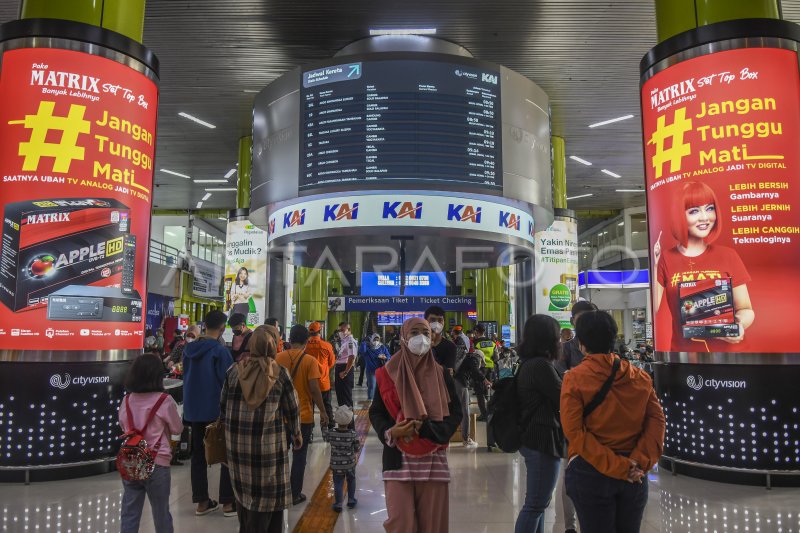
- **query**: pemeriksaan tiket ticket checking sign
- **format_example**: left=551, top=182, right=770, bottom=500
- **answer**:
left=642, top=47, right=800, bottom=353
left=0, top=48, right=158, bottom=351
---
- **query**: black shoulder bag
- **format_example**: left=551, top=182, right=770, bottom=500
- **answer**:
left=583, top=357, right=621, bottom=418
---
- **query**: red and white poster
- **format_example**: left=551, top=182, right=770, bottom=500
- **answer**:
left=642, top=48, right=800, bottom=353
left=0, top=48, right=158, bottom=350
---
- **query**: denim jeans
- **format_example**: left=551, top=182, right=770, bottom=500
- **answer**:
left=121, top=465, right=173, bottom=533
left=514, top=447, right=561, bottom=533
left=332, top=469, right=357, bottom=506
left=565, top=455, right=649, bottom=533
left=366, top=370, right=377, bottom=400
left=291, top=423, right=315, bottom=498
left=190, top=421, right=235, bottom=504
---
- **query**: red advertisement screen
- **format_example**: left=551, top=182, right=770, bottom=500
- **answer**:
left=0, top=48, right=158, bottom=350
left=642, top=48, right=800, bottom=353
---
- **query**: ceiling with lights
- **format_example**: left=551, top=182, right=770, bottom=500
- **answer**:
left=2, top=0, right=799, bottom=213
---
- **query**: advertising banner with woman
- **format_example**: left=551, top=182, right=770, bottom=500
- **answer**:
left=0, top=47, right=157, bottom=351
left=642, top=48, right=800, bottom=353
left=224, top=220, right=267, bottom=326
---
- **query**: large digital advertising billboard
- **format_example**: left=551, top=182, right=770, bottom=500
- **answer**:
left=642, top=48, right=800, bottom=353
left=534, top=218, right=578, bottom=329
left=0, top=48, right=158, bottom=350
left=224, top=220, right=268, bottom=326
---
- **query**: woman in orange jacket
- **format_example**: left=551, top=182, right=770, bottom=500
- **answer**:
left=560, top=310, right=665, bottom=533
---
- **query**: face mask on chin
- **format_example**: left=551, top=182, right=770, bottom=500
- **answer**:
left=429, top=322, right=444, bottom=334
left=406, top=334, right=431, bottom=356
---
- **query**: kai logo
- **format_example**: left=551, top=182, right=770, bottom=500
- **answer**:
left=268, top=218, right=276, bottom=235
left=283, top=209, right=306, bottom=229
left=447, top=204, right=482, bottom=223
left=324, top=203, right=359, bottom=222
left=499, top=211, right=520, bottom=230
left=482, top=73, right=498, bottom=85
left=383, top=201, right=422, bottom=219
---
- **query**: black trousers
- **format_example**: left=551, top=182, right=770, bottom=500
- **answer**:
left=190, top=421, right=234, bottom=504
left=322, top=389, right=335, bottom=429
left=290, top=422, right=315, bottom=498
left=334, top=363, right=354, bottom=408
left=237, top=504, right=283, bottom=533
left=356, top=356, right=366, bottom=386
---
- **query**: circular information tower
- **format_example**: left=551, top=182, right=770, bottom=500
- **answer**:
left=640, top=19, right=800, bottom=484
left=249, top=36, right=553, bottom=273
left=0, top=19, right=159, bottom=478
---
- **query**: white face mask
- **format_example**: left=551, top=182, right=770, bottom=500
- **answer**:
left=371, top=341, right=380, bottom=348
left=429, top=322, right=444, bottom=334
left=186, top=336, right=196, bottom=343
left=406, top=334, right=431, bottom=356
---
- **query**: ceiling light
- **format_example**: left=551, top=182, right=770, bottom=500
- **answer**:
left=204, top=187, right=237, bottom=192
left=178, top=112, right=216, bottom=129
left=588, top=114, right=635, bottom=128
left=159, top=168, right=191, bottom=179
left=369, top=28, right=436, bottom=36
left=618, top=222, right=625, bottom=226
left=193, top=179, right=227, bottom=183
left=202, top=193, right=212, bottom=201
left=569, top=156, right=592, bottom=166
left=632, top=231, right=640, bottom=234
left=217, top=217, right=227, bottom=221
left=224, top=168, right=237, bottom=179
left=196, top=202, right=203, bottom=209
left=616, top=189, right=644, bottom=192
left=566, top=193, right=593, bottom=201
left=243, top=89, right=260, bottom=93
left=601, top=169, right=621, bottom=178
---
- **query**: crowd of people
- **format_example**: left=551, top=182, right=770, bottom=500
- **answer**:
left=118, top=301, right=664, bottom=533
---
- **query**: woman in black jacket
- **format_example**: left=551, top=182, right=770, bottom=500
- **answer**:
left=514, top=314, right=566, bottom=533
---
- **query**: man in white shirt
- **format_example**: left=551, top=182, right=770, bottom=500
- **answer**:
left=334, top=322, right=357, bottom=409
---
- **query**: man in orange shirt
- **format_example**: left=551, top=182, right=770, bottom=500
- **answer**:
left=306, top=321, right=336, bottom=432
left=276, top=324, right=329, bottom=505
left=560, top=310, right=665, bottom=533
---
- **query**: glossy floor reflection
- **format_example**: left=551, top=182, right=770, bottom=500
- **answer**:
left=1, top=386, right=798, bottom=532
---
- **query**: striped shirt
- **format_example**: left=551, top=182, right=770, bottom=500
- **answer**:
left=382, top=430, right=451, bottom=482
left=328, top=428, right=359, bottom=472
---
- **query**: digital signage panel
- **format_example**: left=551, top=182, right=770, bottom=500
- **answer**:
left=642, top=48, right=800, bottom=353
left=0, top=48, right=158, bottom=350
left=301, top=60, right=501, bottom=191
left=361, top=271, right=447, bottom=296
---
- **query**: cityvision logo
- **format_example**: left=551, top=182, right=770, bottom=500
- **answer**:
left=324, top=202, right=359, bottom=222
left=383, top=201, right=422, bottom=219
left=686, top=375, right=747, bottom=391
left=447, top=204, right=482, bottom=223
left=499, top=211, right=521, bottom=231
left=49, top=373, right=110, bottom=389
left=282, top=209, right=306, bottom=229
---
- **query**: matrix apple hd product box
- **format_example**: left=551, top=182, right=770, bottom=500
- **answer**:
left=679, top=277, right=738, bottom=339
left=0, top=198, right=131, bottom=312
left=47, top=285, right=142, bottom=323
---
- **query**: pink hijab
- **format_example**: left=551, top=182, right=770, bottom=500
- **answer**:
left=384, top=317, right=450, bottom=422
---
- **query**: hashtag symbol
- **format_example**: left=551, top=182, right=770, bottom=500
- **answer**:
left=8, top=101, right=91, bottom=173
left=648, top=108, right=693, bottom=179
left=670, top=273, right=681, bottom=286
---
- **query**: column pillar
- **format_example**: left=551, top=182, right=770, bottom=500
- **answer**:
left=654, top=0, right=781, bottom=42
left=295, top=266, right=328, bottom=327
left=474, top=267, right=510, bottom=331
left=551, top=136, right=567, bottom=210
left=20, top=0, right=147, bottom=43
left=237, top=136, right=252, bottom=210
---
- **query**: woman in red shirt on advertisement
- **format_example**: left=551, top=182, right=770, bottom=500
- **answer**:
left=653, top=181, right=755, bottom=352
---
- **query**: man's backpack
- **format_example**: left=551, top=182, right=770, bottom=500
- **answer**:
left=486, top=358, right=531, bottom=453
left=116, top=393, right=169, bottom=481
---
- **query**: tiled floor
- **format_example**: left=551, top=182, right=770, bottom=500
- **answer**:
left=2, top=386, right=799, bottom=532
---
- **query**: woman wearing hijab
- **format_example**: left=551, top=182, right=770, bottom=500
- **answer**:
left=220, top=325, right=302, bottom=533
left=369, top=318, right=462, bottom=533
left=363, top=333, right=391, bottom=401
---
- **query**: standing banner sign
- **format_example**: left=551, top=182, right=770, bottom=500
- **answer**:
left=534, top=218, right=579, bottom=329
left=642, top=48, right=800, bottom=353
left=0, top=48, right=158, bottom=350
left=223, top=220, right=267, bottom=327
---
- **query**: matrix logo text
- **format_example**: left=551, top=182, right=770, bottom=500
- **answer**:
left=686, top=375, right=746, bottom=390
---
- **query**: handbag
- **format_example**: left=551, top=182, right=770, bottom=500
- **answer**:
left=204, top=418, right=227, bottom=465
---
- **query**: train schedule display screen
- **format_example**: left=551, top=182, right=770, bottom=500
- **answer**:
left=301, top=60, right=502, bottom=190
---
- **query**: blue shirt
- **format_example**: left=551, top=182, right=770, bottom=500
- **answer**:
left=182, top=337, right=233, bottom=422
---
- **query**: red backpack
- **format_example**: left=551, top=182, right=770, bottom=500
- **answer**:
left=116, top=393, right=169, bottom=481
